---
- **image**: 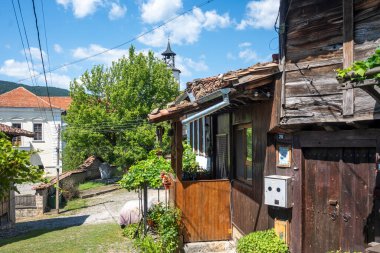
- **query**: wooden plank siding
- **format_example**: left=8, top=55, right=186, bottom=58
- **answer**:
left=174, top=179, right=231, bottom=242
left=231, top=101, right=275, bottom=234
left=281, top=0, right=380, bottom=125
left=282, top=130, right=380, bottom=252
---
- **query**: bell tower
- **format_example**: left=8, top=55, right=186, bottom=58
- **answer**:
left=162, top=40, right=181, bottom=83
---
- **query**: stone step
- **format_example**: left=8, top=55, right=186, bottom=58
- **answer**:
left=183, top=241, right=236, bottom=253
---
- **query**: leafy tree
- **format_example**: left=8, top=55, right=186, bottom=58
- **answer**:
left=0, top=133, right=43, bottom=199
left=63, top=46, right=178, bottom=170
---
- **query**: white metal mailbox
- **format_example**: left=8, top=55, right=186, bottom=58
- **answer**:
left=264, top=175, right=293, bottom=208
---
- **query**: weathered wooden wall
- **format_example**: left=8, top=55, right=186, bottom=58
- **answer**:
left=275, top=130, right=380, bottom=253
left=174, top=179, right=231, bottom=242
left=281, top=0, right=380, bottom=125
left=231, top=101, right=274, bottom=234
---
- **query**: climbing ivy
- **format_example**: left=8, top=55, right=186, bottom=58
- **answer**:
left=336, top=47, right=380, bottom=83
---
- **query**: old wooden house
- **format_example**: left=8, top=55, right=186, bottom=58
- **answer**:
left=149, top=0, right=380, bottom=252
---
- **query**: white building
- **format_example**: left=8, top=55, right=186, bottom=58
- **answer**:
left=0, top=87, right=71, bottom=175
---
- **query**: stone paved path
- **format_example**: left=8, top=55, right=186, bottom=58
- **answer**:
left=0, top=188, right=166, bottom=238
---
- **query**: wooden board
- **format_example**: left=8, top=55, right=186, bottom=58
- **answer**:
left=303, top=147, right=377, bottom=252
left=174, top=179, right=231, bottom=242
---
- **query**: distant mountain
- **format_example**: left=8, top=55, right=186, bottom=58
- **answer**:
left=0, top=80, right=70, bottom=96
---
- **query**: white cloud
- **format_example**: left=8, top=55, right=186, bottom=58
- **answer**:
left=193, top=8, right=230, bottom=30
left=239, top=48, right=258, bottom=62
left=141, top=0, right=182, bottom=24
left=0, top=58, right=72, bottom=89
left=108, top=2, right=127, bottom=20
left=237, top=0, right=280, bottom=30
left=72, top=44, right=129, bottom=65
left=39, top=72, right=72, bottom=89
left=0, top=59, right=37, bottom=79
left=20, top=47, right=47, bottom=62
left=56, top=0, right=103, bottom=18
left=226, top=52, right=237, bottom=60
left=239, top=42, right=252, bottom=48
left=176, top=55, right=208, bottom=78
left=138, top=7, right=231, bottom=47
left=54, top=44, right=63, bottom=53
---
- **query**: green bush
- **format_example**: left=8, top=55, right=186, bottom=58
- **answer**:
left=182, top=142, right=199, bottom=174
left=127, top=204, right=181, bottom=253
left=237, top=229, right=289, bottom=253
left=134, top=235, right=161, bottom=253
left=122, top=223, right=142, bottom=239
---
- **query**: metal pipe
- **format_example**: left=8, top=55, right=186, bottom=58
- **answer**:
left=181, top=95, right=229, bottom=125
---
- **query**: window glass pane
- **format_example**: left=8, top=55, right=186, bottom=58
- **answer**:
left=189, top=122, right=193, bottom=148
left=235, top=129, right=245, bottom=181
left=33, top=123, right=42, bottom=141
left=234, top=125, right=253, bottom=185
left=246, top=128, right=253, bottom=183
left=194, top=120, right=198, bottom=152
left=199, top=117, right=203, bottom=154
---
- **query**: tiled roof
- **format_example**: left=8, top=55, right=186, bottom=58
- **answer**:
left=33, top=156, right=101, bottom=190
left=186, top=62, right=278, bottom=100
left=0, top=123, right=34, bottom=137
left=0, top=87, right=71, bottom=110
left=149, top=61, right=279, bottom=122
left=40, top=97, right=72, bottom=110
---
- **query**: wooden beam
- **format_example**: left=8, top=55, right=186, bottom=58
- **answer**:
left=360, top=86, right=380, bottom=104
left=174, top=121, right=183, bottom=181
left=342, top=0, right=354, bottom=117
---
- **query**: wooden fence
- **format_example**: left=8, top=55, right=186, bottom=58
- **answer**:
left=0, top=193, right=10, bottom=227
left=172, top=179, right=231, bottom=242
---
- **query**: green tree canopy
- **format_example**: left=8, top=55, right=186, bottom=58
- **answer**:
left=63, top=46, right=178, bottom=170
left=0, top=133, right=43, bottom=199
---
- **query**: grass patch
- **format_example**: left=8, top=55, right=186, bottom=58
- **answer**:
left=78, top=181, right=106, bottom=191
left=0, top=223, right=133, bottom=253
left=63, top=198, right=87, bottom=212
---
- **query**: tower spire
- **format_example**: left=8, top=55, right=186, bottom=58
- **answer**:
left=161, top=39, right=181, bottom=84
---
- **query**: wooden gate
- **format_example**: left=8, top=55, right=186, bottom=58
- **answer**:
left=173, top=179, right=231, bottom=242
left=303, top=147, right=378, bottom=252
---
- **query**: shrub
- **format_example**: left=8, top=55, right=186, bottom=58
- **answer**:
left=122, top=223, right=142, bottom=239
left=128, top=204, right=181, bottom=253
left=182, top=142, right=199, bottom=174
left=237, top=229, right=289, bottom=253
left=134, top=235, right=161, bottom=253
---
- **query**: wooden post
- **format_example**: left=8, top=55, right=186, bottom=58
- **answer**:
left=143, top=183, right=148, bottom=235
left=342, top=0, right=354, bottom=117
left=55, top=124, right=60, bottom=214
left=175, top=121, right=183, bottom=181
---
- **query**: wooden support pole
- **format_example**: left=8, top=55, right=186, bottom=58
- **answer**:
left=175, top=121, right=183, bottom=181
left=342, top=0, right=354, bottom=117
left=55, top=124, right=60, bottom=214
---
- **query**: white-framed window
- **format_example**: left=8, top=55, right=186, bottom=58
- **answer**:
left=187, top=116, right=211, bottom=156
left=33, top=123, right=43, bottom=141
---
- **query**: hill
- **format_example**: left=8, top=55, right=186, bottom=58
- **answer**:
left=0, top=80, right=70, bottom=96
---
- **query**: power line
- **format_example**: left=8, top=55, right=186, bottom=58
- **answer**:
left=11, top=0, right=47, bottom=121
left=31, top=0, right=57, bottom=129
left=40, top=0, right=54, bottom=88
left=17, top=0, right=215, bottom=83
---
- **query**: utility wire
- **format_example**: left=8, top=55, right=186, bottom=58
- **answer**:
left=12, top=0, right=47, bottom=121
left=17, top=0, right=215, bottom=83
left=31, top=0, right=57, bottom=129
left=40, top=0, right=54, bottom=88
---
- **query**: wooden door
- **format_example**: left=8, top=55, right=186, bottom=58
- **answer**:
left=303, top=147, right=377, bottom=253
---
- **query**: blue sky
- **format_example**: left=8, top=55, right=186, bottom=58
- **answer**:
left=0, top=0, right=279, bottom=90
